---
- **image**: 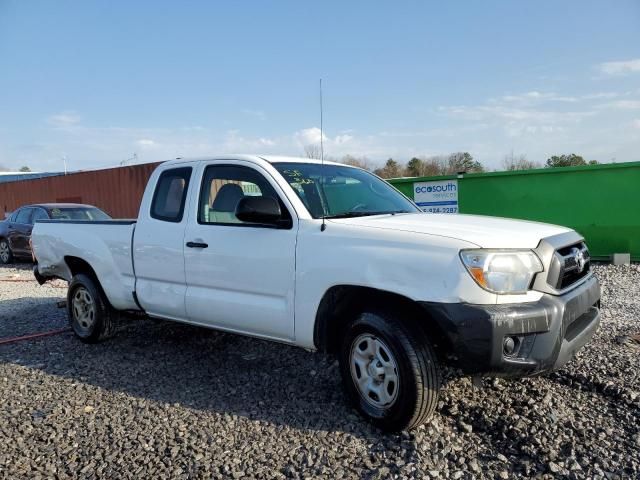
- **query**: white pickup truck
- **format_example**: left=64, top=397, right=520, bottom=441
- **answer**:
left=32, top=155, right=601, bottom=431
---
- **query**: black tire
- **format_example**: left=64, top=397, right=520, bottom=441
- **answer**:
left=67, top=274, right=118, bottom=343
left=0, top=238, right=13, bottom=264
left=339, top=309, right=441, bottom=432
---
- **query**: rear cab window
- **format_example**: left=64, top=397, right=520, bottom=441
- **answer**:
left=151, top=167, right=192, bottom=222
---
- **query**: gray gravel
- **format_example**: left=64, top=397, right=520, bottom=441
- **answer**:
left=0, top=262, right=638, bottom=479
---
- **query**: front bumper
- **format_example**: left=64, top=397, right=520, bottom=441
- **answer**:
left=421, top=274, right=601, bottom=376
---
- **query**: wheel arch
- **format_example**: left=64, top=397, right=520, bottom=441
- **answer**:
left=65, top=256, right=100, bottom=283
left=63, top=256, right=116, bottom=308
left=313, top=285, right=452, bottom=358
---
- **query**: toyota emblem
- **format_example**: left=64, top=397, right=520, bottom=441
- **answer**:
left=572, top=247, right=586, bottom=273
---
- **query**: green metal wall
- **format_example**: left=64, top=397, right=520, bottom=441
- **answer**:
left=389, top=162, right=640, bottom=261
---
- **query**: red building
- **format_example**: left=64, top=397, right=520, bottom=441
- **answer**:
left=0, top=162, right=162, bottom=219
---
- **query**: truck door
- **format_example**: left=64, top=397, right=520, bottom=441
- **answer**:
left=133, top=165, right=194, bottom=321
left=183, top=162, right=297, bottom=340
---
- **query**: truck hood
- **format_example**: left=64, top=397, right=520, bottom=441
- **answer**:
left=329, top=213, right=573, bottom=249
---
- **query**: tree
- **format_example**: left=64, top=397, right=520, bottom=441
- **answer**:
left=303, top=144, right=322, bottom=160
left=405, top=157, right=424, bottom=177
left=397, top=153, right=487, bottom=178
left=447, top=152, right=484, bottom=173
left=545, top=154, right=587, bottom=168
left=502, top=152, right=541, bottom=171
left=404, top=155, right=451, bottom=177
left=339, top=155, right=371, bottom=170
left=19, top=166, right=31, bottom=172
left=384, top=158, right=402, bottom=178
left=374, top=158, right=402, bottom=178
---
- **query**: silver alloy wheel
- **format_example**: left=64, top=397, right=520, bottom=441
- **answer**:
left=0, top=241, right=9, bottom=263
left=350, top=333, right=400, bottom=409
left=72, top=286, right=96, bottom=335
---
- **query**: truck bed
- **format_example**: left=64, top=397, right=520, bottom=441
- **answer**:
left=32, top=220, right=139, bottom=310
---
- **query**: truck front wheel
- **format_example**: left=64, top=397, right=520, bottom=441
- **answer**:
left=67, top=274, right=118, bottom=343
left=339, top=309, right=441, bottom=432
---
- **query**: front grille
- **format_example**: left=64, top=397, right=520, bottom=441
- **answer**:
left=547, top=242, right=591, bottom=291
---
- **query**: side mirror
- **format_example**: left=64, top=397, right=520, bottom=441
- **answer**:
left=235, top=196, right=282, bottom=226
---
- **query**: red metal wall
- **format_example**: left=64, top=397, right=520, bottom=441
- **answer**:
left=0, top=162, right=162, bottom=219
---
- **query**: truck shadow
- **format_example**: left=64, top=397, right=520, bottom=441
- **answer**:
left=0, top=295, right=425, bottom=457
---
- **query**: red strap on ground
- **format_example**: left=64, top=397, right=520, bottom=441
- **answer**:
left=0, top=328, right=71, bottom=346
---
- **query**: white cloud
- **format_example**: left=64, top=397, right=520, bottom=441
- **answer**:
left=47, top=111, right=82, bottom=128
left=295, top=127, right=326, bottom=146
left=334, top=134, right=353, bottom=145
left=598, top=59, right=640, bottom=75
left=497, top=91, right=625, bottom=104
left=505, top=123, right=560, bottom=138
left=599, top=100, right=640, bottom=110
left=499, top=91, right=572, bottom=103
left=222, top=130, right=280, bottom=152
left=582, top=92, right=619, bottom=100
left=501, top=91, right=544, bottom=101
left=439, top=104, right=594, bottom=123
left=293, top=127, right=357, bottom=153
left=632, top=119, right=640, bottom=130
left=136, top=139, right=157, bottom=148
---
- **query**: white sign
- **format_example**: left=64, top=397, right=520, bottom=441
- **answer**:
left=414, top=179, right=458, bottom=213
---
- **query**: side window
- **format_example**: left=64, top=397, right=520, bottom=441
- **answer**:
left=151, top=167, right=192, bottom=222
left=15, top=208, right=33, bottom=225
left=32, top=209, right=49, bottom=223
left=199, top=165, right=291, bottom=226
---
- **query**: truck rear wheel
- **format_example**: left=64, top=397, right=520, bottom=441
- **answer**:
left=339, top=309, right=441, bottom=432
left=68, top=274, right=118, bottom=343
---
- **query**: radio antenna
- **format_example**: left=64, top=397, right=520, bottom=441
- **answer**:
left=320, top=78, right=327, bottom=231
left=320, top=79, right=324, bottom=163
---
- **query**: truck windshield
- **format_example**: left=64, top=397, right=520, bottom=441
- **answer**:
left=273, top=163, right=419, bottom=219
left=49, top=207, right=112, bottom=221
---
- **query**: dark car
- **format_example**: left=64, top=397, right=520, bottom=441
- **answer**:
left=0, top=203, right=111, bottom=264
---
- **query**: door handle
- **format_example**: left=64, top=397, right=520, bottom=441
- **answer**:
left=186, top=241, right=208, bottom=249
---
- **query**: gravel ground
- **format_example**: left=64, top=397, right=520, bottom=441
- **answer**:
left=0, top=263, right=638, bottom=479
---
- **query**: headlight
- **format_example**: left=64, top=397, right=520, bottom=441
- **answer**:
left=460, top=249, right=543, bottom=294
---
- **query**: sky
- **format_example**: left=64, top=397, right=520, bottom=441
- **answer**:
left=0, top=0, right=639, bottom=172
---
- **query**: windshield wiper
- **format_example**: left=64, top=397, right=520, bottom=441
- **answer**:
left=325, top=210, right=411, bottom=219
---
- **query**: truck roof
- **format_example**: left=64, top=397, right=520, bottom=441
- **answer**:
left=162, top=154, right=349, bottom=167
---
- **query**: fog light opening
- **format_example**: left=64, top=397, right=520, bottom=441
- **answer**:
left=503, top=336, right=520, bottom=357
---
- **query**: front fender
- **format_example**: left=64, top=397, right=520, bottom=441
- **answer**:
left=293, top=220, right=496, bottom=349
